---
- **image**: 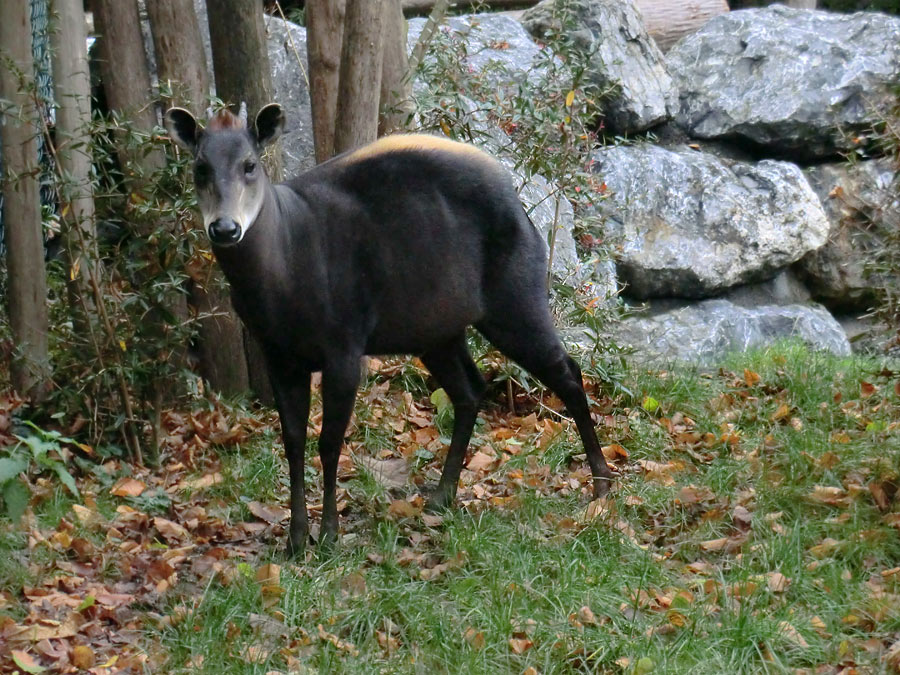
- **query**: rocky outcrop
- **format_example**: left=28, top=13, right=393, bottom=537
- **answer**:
left=520, top=0, right=676, bottom=133
left=613, top=299, right=852, bottom=365
left=667, top=6, right=900, bottom=159
left=264, top=16, right=315, bottom=175
left=795, top=159, right=899, bottom=311
left=407, top=14, right=546, bottom=90
left=588, top=144, right=829, bottom=299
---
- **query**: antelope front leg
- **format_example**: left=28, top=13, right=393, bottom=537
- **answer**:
left=271, top=371, right=312, bottom=557
left=317, top=356, right=361, bottom=548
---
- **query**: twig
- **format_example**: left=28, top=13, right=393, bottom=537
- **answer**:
left=408, top=0, right=452, bottom=77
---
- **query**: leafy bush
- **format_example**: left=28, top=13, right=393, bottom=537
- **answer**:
left=0, top=421, right=79, bottom=521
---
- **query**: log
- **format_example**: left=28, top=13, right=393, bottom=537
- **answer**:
left=634, top=0, right=729, bottom=52
left=403, top=0, right=729, bottom=54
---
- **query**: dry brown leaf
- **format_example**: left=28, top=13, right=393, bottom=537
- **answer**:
left=767, top=572, right=790, bottom=593
left=356, top=456, right=409, bottom=490
left=464, top=627, right=485, bottom=650
left=860, top=381, right=877, bottom=398
left=110, top=477, right=146, bottom=498
left=772, top=403, right=791, bottom=422
left=247, top=501, right=290, bottom=524
left=255, top=563, right=281, bottom=586
left=11, top=650, right=44, bottom=673
left=601, top=444, right=628, bottom=461
left=317, top=624, right=360, bottom=656
left=467, top=451, right=497, bottom=473
left=153, top=517, right=190, bottom=543
left=508, top=637, right=534, bottom=654
left=807, top=485, right=851, bottom=507
left=677, top=485, right=714, bottom=505
left=885, top=638, right=900, bottom=672
left=576, top=605, right=598, bottom=625
left=388, top=499, right=422, bottom=519
left=809, top=537, right=840, bottom=558
left=777, top=621, right=808, bottom=648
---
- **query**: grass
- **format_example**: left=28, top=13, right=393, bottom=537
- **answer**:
left=2, top=342, right=900, bottom=673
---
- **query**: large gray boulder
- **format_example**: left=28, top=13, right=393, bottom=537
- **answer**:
left=667, top=6, right=900, bottom=160
left=264, top=16, right=315, bottom=175
left=614, top=299, right=851, bottom=365
left=795, top=159, right=898, bottom=311
left=520, top=0, right=676, bottom=133
left=589, top=144, right=829, bottom=299
left=407, top=14, right=546, bottom=90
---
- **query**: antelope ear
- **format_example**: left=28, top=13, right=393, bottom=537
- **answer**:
left=164, top=107, right=200, bottom=152
left=254, top=103, right=285, bottom=148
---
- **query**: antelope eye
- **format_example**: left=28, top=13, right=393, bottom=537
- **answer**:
left=194, top=162, right=211, bottom=184
left=243, top=160, right=257, bottom=175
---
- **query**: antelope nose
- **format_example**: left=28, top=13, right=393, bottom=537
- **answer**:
left=208, top=218, right=241, bottom=245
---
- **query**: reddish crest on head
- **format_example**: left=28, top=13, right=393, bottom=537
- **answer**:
left=207, top=109, right=244, bottom=131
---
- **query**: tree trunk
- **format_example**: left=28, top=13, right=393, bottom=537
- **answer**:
left=145, top=0, right=211, bottom=111
left=379, top=0, right=411, bottom=136
left=207, top=0, right=278, bottom=404
left=92, top=0, right=165, bottom=176
left=147, top=0, right=250, bottom=397
left=0, top=2, right=50, bottom=400
left=306, top=0, right=346, bottom=162
left=50, top=0, right=98, bottom=326
left=633, top=0, right=730, bottom=52
left=333, top=0, right=385, bottom=153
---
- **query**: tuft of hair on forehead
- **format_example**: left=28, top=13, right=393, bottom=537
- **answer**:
left=206, top=109, right=245, bottom=131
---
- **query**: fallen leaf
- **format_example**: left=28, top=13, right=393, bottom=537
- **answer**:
left=601, top=444, right=628, bottom=461
left=508, top=637, right=533, bottom=654
left=356, top=456, right=409, bottom=490
left=110, top=477, right=146, bottom=498
left=464, top=627, right=485, bottom=650
left=11, top=650, right=45, bottom=673
left=467, top=451, right=497, bottom=473
left=777, top=621, right=808, bottom=648
left=317, top=624, right=360, bottom=656
left=860, top=381, right=876, bottom=398
left=767, top=572, right=790, bottom=593
left=807, top=485, right=851, bottom=507
left=577, top=605, right=598, bottom=625
left=247, top=501, right=290, bottom=524
left=388, top=499, right=422, bottom=519
left=153, top=517, right=190, bottom=543
left=256, top=563, right=281, bottom=586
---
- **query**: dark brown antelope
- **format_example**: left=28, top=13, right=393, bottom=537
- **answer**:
left=164, top=103, right=613, bottom=555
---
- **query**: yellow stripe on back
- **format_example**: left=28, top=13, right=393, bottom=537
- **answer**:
left=339, top=134, right=497, bottom=168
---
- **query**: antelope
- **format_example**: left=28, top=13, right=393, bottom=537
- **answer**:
left=164, top=103, right=614, bottom=555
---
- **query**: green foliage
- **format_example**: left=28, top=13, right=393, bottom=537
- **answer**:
left=860, top=92, right=900, bottom=342
left=0, top=421, right=79, bottom=521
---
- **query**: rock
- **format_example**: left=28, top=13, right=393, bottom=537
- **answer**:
left=264, top=15, right=315, bottom=175
left=520, top=0, right=676, bottom=133
left=667, top=6, right=900, bottom=160
left=613, top=299, right=851, bottom=365
left=589, top=144, right=829, bottom=299
left=724, top=269, right=812, bottom=308
left=795, top=159, right=898, bottom=311
left=407, top=13, right=546, bottom=90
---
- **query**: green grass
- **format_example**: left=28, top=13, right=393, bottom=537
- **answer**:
left=3, top=342, right=900, bottom=673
